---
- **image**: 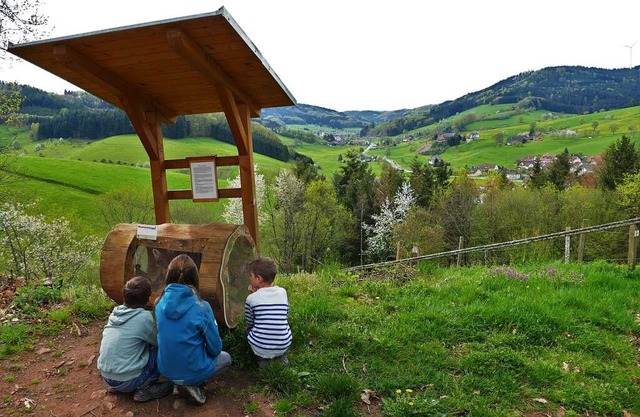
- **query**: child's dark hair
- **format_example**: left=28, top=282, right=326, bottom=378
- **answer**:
left=165, top=254, right=200, bottom=289
left=248, top=257, right=277, bottom=283
left=123, top=276, right=151, bottom=308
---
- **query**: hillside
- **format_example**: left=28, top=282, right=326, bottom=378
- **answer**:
left=365, top=66, right=639, bottom=137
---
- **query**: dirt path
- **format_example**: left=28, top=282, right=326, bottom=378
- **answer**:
left=0, top=320, right=276, bottom=417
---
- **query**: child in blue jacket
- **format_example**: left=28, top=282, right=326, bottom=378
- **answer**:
left=155, top=254, right=231, bottom=405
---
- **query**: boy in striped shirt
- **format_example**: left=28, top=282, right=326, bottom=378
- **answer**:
left=245, top=257, right=292, bottom=367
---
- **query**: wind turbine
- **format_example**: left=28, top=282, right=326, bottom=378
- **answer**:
left=623, top=41, right=637, bottom=68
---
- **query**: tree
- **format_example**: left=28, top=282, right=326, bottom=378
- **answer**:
left=263, top=170, right=305, bottom=273
left=547, top=148, right=572, bottom=191
left=97, top=185, right=155, bottom=229
left=432, top=171, right=479, bottom=252
left=409, top=158, right=452, bottom=209
left=222, top=165, right=267, bottom=224
left=332, top=148, right=376, bottom=218
left=362, top=182, right=415, bottom=261
left=591, top=120, right=599, bottom=133
left=1, top=0, right=49, bottom=59
left=0, top=202, right=100, bottom=284
left=616, top=172, right=640, bottom=218
left=375, top=160, right=405, bottom=209
left=332, top=149, right=377, bottom=264
left=291, top=157, right=324, bottom=185
left=598, top=135, right=640, bottom=190
left=494, top=131, right=504, bottom=147
left=0, top=89, right=22, bottom=123
left=610, top=123, right=619, bottom=135
left=297, top=181, right=354, bottom=270
left=527, top=158, right=548, bottom=189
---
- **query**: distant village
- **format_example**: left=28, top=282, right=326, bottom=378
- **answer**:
left=315, top=128, right=601, bottom=181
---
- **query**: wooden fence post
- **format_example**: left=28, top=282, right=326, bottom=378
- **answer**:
left=457, top=236, right=464, bottom=267
left=577, top=219, right=587, bottom=262
left=564, top=227, right=571, bottom=263
left=629, top=224, right=638, bottom=268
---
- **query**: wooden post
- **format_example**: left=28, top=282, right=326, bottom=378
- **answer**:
left=629, top=224, right=638, bottom=268
left=396, top=242, right=401, bottom=260
left=564, top=227, right=571, bottom=263
left=236, top=103, right=259, bottom=252
left=577, top=219, right=587, bottom=263
left=457, top=236, right=464, bottom=267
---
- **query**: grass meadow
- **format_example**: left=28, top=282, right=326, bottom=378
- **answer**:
left=228, top=261, right=640, bottom=415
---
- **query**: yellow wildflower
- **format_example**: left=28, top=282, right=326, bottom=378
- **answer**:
left=409, top=402, right=415, bottom=406
left=396, top=389, right=402, bottom=394
left=405, top=389, right=413, bottom=394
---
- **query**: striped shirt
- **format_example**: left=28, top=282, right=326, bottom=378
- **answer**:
left=245, top=286, right=292, bottom=359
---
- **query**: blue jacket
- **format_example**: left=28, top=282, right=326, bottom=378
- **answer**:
left=155, top=284, right=223, bottom=386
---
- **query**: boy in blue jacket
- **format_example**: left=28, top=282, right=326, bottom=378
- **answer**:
left=155, top=254, right=232, bottom=405
left=97, top=276, right=173, bottom=402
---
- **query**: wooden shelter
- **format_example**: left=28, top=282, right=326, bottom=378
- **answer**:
left=8, top=6, right=296, bottom=249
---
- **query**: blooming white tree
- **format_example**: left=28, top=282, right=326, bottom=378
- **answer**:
left=0, top=202, right=101, bottom=284
left=222, top=165, right=266, bottom=225
left=363, top=181, right=415, bottom=261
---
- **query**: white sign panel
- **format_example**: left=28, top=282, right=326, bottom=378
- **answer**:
left=189, top=158, right=218, bottom=201
left=136, top=224, right=158, bottom=240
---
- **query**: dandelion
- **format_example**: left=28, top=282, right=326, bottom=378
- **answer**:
left=396, top=389, right=402, bottom=394
left=405, top=389, right=413, bottom=394
left=408, top=402, right=414, bottom=406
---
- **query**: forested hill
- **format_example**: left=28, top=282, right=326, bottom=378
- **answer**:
left=366, top=66, right=640, bottom=136
left=2, top=65, right=638, bottom=142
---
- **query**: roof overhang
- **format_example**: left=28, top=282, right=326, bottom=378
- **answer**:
left=8, top=6, right=296, bottom=121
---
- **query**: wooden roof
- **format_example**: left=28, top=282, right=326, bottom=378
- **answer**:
left=7, top=7, right=296, bottom=121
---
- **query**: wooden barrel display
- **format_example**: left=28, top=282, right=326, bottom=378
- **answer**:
left=99, top=223, right=256, bottom=328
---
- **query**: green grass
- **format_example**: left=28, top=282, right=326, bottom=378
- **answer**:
left=237, top=261, right=640, bottom=416
left=20, top=135, right=291, bottom=180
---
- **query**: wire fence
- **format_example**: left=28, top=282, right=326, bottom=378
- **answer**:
left=346, top=217, right=640, bottom=272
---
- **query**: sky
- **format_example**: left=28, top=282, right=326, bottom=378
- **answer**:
left=1, top=0, right=639, bottom=112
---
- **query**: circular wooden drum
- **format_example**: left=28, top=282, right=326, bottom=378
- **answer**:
left=99, top=223, right=256, bottom=328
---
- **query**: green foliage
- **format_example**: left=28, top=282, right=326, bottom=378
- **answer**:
left=12, top=284, right=63, bottom=314
left=258, top=362, right=303, bottom=397
left=0, top=323, right=31, bottom=359
left=63, top=285, right=114, bottom=321
left=599, top=135, right=640, bottom=190
left=314, top=373, right=360, bottom=402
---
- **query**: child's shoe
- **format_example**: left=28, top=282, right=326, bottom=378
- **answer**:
left=177, top=384, right=206, bottom=405
left=133, top=380, right=173, bottom=402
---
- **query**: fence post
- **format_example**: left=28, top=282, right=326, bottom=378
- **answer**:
left=577, top=219, right=587, bottom=262
left=457, top=236, right=463, bottom=267
left=629, top=224, right=638, bottom=268
left=564, top=227, right=571, bottom=263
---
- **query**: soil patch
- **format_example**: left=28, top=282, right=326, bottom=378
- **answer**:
left=0, top=319, right=275, bottom=417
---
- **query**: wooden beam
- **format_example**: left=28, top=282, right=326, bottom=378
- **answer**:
left=164, top=155, right=239, bottom=170
left=168, top=188, right=242, bottom=200
left=120, top=94, right=159, bottom=161
left=216, top=83, right=249, bottom=155
left=144, top=111, right=170, bottom=224
left=165, top=28, right=261, bottom=118
left=53, top=44, right=177, bottom=123
left=236, top=103, right=259, bottom=250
